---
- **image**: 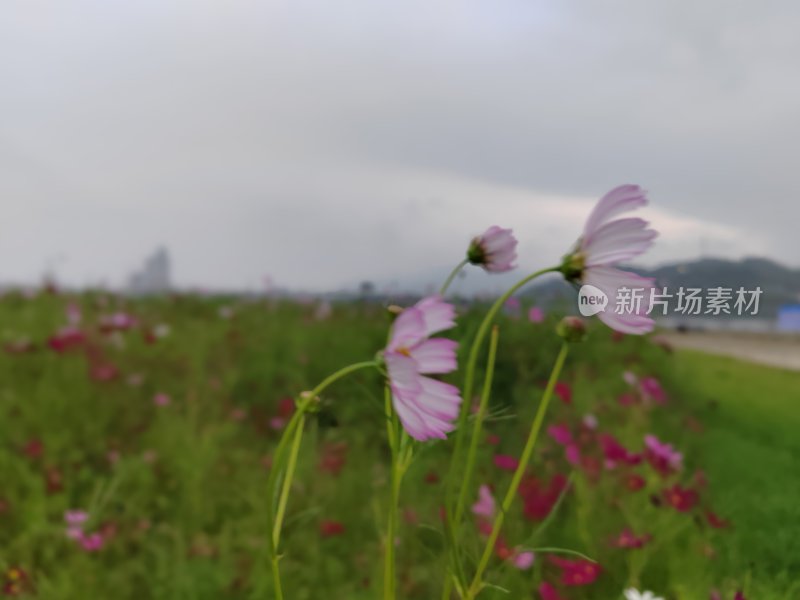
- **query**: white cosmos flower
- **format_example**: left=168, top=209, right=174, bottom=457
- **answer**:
left=624, top=589, right=665, bottom=600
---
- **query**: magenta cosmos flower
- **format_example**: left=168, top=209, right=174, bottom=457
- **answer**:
left=561, top=185, right=658, bottom=334
left=384, top=296, right=461, bottom=441
left=467, top=226, right=518, bottom=272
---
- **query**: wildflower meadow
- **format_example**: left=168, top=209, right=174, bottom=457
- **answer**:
left=1, top=187, right=798, bottom=600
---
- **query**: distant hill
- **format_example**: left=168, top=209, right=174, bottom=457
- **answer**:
left=363, top=257, right=800, bottom=320
left=521, top=257, right=800, bottom=319
left=638, top=257, right=800, bottom=318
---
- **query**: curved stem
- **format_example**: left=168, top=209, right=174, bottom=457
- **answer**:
left=442, top=266, right=557, bottom=592
left=272, top=411, right=306, bottom=547
left=270, top=552, right=285, bottom=600
left=384, top=386, right=411, bottom=600
left=453, top=325, right=500, bottom=525
left=266, top=360, right=377, bottom=598
left=448, top=267, right=557, bottom=497
left=440, top=258, right=469, bottom=296
left=384, top=442, right=400, bottom=600
left=442, top=326, right=499, bottom=600
left=308, top=360, right=379, bottom=398
left=465, top=343, right=569, bottom=599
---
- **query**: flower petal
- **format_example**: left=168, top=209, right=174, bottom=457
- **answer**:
left=415, top=376, right=461, bottom=421
left=414, top=296, right=456, bottom=337
left=582, top=218, right=658, bottom=266
left=584, top=266, right=656, bottom=335
left=409, top=338, right=458, bottom=374
left=387, top=307, right=426, bottom=351
left=385, top=352, right=422, bottom=396
left=471, top=484, right=496, bottom=518
left=583, top=185, right=648, bottom=238
left=512, top=550, right=535, bottom=570
left=391, top=386, right=436, bottom=441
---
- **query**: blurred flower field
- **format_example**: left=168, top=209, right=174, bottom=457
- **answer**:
left=0, top=290, right=797, bottom=599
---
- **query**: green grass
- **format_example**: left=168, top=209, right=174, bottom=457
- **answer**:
left=666, top=351, right=800, bottom=598
left=0, top=291, right=796, bottom=599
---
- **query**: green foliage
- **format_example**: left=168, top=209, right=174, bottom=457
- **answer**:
left=0, top=293, right=796, bottom=598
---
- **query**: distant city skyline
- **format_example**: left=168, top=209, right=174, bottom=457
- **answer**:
left=2, top=1, right=798, bottom=291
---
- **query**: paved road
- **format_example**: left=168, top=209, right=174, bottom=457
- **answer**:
left=660, top=331, right=800, bottom=371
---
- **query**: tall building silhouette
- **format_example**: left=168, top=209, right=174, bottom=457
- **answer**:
left=128, top=247, right=171, bottom=294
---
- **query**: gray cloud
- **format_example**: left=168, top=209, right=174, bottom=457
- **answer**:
left=1, top=1, right=797, bottom=291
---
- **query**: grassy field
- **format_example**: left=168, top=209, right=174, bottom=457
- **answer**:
left=0, top=291, right=796, bottom=599
left=666, top=351, right=800, bottom=597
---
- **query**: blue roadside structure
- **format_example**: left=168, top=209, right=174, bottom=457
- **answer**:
left=776, top=304, right=800, bottom=332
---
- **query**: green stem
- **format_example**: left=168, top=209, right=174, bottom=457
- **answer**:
left=465, top=343, right=569, bottom=599
left=442, top=266, right=557, bottom=594
left=440, top=258, right=469, bottom=296
left=270, top=553, right=285, bottom=600
left=453, top=325, right=500, bottom=526
left=272, top=412, right=306, bottom=547
left=448, top=267, right=557, bottom=500
left=308, top=361, right=379, bottom=399
left=442, top=326, right=500, bottom=600
left=384, top=443, right=400, bottom=600
left=266, top=360, right=377, bottom=598
left=384, top=386, right=411, bottom=600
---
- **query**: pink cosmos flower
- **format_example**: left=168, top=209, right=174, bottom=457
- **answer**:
left=99, top=312, right=138, bottom=333
left=599, top=434, right=642, bottom=468
left=547, top=423, right=573, bottom=446
left=613, top=528, right=652, bottom=549
left=269, top=397, right=296, bottom=430
left=64, top=510, right=105, bottom=552
left=65, top=510, right=88, bottom=539
left=548, top=424, right=583, bottom=466
left=640, top=376, right=668, bottom=404
left=554, top=381, right=572, bottom=404
left=565, top=444, right=581, bottom=466
left=79, top=532, right=105, bottom=552
left=705, top=510, right=731, bottom=529
left=64, top=510, right=88, bottom=526
left=562, top=185, right=658, bottom=334
left=493, top=454, right=519, bottom=471
left=471, top=485, right=496, bottom=519
left=520, top=474, right=569, bottom=521
left=48, top=327, right=86, bottom=353
left=644, top=434, right=683, bottom=475
left=89, top=361, right=119, bottom=382
left=663, top=484, right=699, bottom=512
left=319, top=519, right=345, bottom=538
left=623, top=370, right=638, bottom=386
left=494, top=540, right=535, bottom=569
left=504, top=296, right=521, bottom=317
left=539, top=582, right=568, bottom=600
left=153, top=393, right=171, bottom=407
left=467, top=226, right=518, bottom=272
left=384, top=296, right=461, bottom=441
left=528, top=306, right=545, bottom=323
left=66, top=303, right=82, bottom=326
left=549, top=555, right=602, bottom=586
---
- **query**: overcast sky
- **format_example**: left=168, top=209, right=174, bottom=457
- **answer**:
left=2, top=1, right=798, bottom=291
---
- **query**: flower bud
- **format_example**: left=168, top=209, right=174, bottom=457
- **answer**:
left=557, top=316, right=588, bottom=343
left=467, top=226, right=517, bottom=273
left=298, top=391, right=321, bottom=413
